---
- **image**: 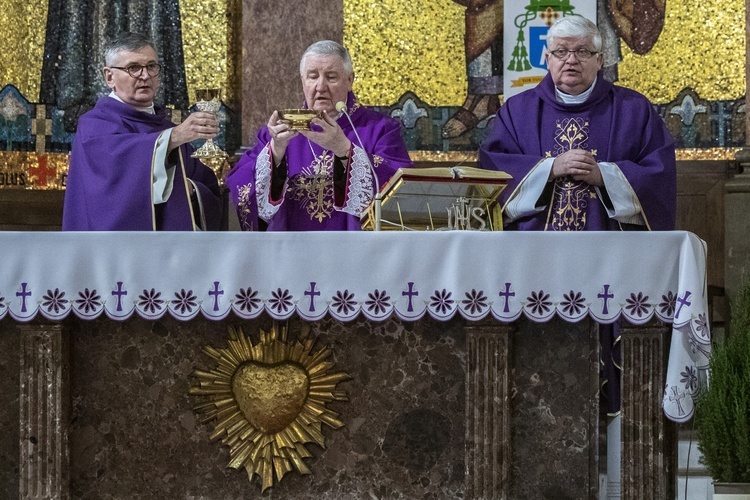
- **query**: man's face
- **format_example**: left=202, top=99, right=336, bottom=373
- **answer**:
left=103, top=46, right=160, bottom=107
left=545, top=36, right=603, bottom=95
left=300, top=54, right=354, bottom=115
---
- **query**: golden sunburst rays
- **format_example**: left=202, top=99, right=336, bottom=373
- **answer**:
left=190, top=323, right=352, bottom=492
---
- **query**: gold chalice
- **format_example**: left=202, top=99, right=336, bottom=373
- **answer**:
left=191, top=88, right=228, bottom=160
left=278, top=109, right=322, bottom=131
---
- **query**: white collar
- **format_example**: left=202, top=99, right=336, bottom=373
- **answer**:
left=555, top=77, right=597, bottom=104
left=108, top=91, right=155, bottom=114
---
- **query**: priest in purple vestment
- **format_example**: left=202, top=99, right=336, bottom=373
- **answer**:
left=225, top=40, right=412, bottom=231
left=480, top=17, right=676, bottom=233
left=63, top=32, right=222, bottom=231
left=480, top=16, right=676, bottom=422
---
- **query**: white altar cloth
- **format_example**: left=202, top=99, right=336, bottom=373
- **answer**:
left=0, top=230, right=709, bottom=422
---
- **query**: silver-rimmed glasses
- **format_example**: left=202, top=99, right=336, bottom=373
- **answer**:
left=548, top=49, right=599, bottom=61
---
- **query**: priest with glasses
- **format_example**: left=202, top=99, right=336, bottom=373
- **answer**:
left=63, top=32, right=222, bottom=231
left=478, top=15, right=677, bottom=495
left=480, top=15, right=676, bottom=233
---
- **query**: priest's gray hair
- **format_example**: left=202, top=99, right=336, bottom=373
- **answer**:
left=104, top=32, right=158, bottom=66
left=300, top=40, right=353, bottom=75
left=546, top=16, right=602, bottom=52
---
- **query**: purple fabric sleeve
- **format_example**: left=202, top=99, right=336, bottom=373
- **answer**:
left=63, top=97, right=221, bottom=231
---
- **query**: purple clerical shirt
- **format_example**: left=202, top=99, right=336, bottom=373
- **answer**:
left=226, top=92, right=412, bottom=231
left=63, top=97, right=222, bottom=231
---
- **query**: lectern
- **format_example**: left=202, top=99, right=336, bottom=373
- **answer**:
left=361, top=166, right=512, bottom=231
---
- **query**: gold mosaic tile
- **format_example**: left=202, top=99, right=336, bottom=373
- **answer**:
left=0, top=2, right=48, bottom=100
left=1, top=0, right=745, bottom=107
left=344, top=0, right=467, bottom=106
left=180, top=0, right=231, bottom=104
left=617, top=0, right=745, bottom=103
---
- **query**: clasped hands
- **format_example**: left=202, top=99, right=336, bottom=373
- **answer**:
left=268, top=110, right=351, bottom=165
left=550, top=148, right=604, bottom=187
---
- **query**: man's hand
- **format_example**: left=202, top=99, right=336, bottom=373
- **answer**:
left=268, top=110, right=298, bottom=164
left=169, top=111, right=219, bottom=151
left=550, top=149, right=604, bottom=187
left=300, top=111, right=351, bottom=157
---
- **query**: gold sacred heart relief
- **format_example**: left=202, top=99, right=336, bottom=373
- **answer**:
left=190, top=324, right=351, bottom=492
left=232, top=362, right=310, bottom=434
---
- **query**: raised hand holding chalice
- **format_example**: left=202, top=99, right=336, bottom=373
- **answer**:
left=191, top=88, right=228, bottom=160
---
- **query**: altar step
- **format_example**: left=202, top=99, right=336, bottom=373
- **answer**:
left=677, top=425, right=713, bottom=500
left=598, top=426, right=713, bottom=499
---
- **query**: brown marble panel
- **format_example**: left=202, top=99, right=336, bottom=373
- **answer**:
left=1, top=314, right=621, bottom=498
left=509, top=317, right=600, bottom=500
left=240, top=0, right=344, bottom=148
left=0, top=319, right=21, bottom=499
left=65, top=314, right=466, bottom=498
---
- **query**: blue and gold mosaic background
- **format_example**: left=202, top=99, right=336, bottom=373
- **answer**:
left=0, top=0, right=746, bottom=188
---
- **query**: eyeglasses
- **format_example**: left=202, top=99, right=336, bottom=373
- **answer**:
left=548, top=49, right=599, bottom=61
left=109, top=63, right=162, bottom=78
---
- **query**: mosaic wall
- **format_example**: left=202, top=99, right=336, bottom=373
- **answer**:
left=0, top=0, right=746, bottom=189
left=344, top=0, right=746, bottom=105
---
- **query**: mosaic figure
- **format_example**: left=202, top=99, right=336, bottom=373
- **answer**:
left=442, top=0, right=503, bottom=139
left=607, top=0, right=666, bottom=54
left=442, top=0, right=664, bottom=138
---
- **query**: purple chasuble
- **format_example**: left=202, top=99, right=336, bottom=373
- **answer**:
left=63, top=97, right=222, bottom=231
left=479, top=71, right=676, bottom=231
left=226, top=92, right=412, bottom=231
left=479, top=73, right=676, bottom=415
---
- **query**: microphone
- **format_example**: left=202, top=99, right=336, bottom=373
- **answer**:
left=336, top=101, right=382, bottom=231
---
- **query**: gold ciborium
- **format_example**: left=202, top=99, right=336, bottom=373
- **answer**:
left=278, top=109, right=321, bottom=131
left=191, top=88, right=228, bottom=160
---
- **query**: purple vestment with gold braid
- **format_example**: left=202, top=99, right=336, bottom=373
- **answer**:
left=226, top=92, right=412, bottom=231
left=480, top=71, right=676, bottom=232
